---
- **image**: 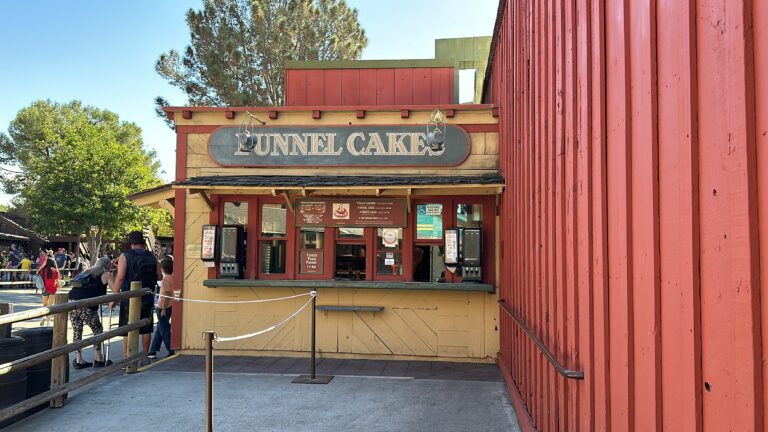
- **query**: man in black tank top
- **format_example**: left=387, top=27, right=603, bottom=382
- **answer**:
left=109, top=231, right=162, bottom=359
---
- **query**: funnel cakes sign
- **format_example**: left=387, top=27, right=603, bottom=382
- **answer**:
left=207, top=125, right=471, bottom=167
left=295, top=198, right=407, bottom=228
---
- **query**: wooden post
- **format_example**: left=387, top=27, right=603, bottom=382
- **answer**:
left=125, top=281, right=141, bottom=374
left=50, top=293, right=68, bottom=408
left=204, top=331, right=214, bottom=432
left=0, top=303, right=12, bottom=338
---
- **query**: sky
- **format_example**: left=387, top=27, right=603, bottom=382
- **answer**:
left=0, top=0, right=499, bottom=205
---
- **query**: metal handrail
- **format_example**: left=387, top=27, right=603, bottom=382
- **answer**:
left=498, top=299, right=584, bottom=380
left=0, top=289, right=152, bottom=326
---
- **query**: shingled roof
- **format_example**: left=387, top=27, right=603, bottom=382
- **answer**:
left=174, top=174, right=505, bottom=188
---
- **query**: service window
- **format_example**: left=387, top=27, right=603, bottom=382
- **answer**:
left=223, top=202, right=248, bottom=225
left=413, top=202, right=447, bottom=282
left=375, top=228, right=402, bottom=277
left=335, top=228, right=367, bottom=280
left=457, top=203, right=483, bottom=228
left=259, top=203, right=288, bottom=276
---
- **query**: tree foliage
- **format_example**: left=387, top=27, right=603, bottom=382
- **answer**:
left=0, top=100, right=171, bottom=263
left=155, top=0, right=367, bottom=119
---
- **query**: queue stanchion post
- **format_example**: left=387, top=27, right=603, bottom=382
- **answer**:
left=204, top=331, right=214, bottom=432
left=292, top=290, right=333, bottom=384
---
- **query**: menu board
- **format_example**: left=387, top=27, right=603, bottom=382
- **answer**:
left=296, top=198, right=407, bottom=228
left=444, top=229, right=459, bottom=265
left=300, top=251, right=324, bottom=274
left=201, top=225, right=217, bottom=261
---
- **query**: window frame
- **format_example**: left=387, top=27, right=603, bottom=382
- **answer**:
left=333, top=227, right=374, bottom=281
left=208, top=194, right=495, bottom=285
left=295, top=226, right=333, bottom=280
left=372, top=227, right=408, bottom=281
left=410, top=197, right=451, bottom=282
left=257, top=197, right=295, bottom=280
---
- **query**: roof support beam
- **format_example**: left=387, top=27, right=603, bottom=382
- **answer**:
left=281, top=192, right=294, bottom=214
left=190, top=190, right=213, bottom=210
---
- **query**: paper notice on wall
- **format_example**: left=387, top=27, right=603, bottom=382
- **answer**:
left=425, top=204, right=442, bottom=215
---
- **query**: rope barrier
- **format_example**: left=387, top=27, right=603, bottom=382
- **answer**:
left=212, top=291, right=316, bottom=343
left=157, top=291, right=312, bottom=304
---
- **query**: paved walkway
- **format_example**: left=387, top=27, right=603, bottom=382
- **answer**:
left=5, top=355, right=520, bottom=432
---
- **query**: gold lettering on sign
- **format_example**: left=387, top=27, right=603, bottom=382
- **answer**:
left=363, top=133, right=387, bottom=155
left=254, top=134, right=269, bottom=156
left=347, top=132, right=365, bottom=156
left=387, top=133, right=409, bottom=155
left=289, top=134, right=308, bottom=156
left=310, top=133, right=327, bottom=155
left=410, top=133, right=428, bottom=156
left=327, top=133, right=342, bottom=155
left=271, top=134, right=289, bottom=156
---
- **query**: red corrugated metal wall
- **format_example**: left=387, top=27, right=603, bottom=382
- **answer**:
left=488, top=0, right=768, bottom=430
left=285, top=67, right=455, bottom=106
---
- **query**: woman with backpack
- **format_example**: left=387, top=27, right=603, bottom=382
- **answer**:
left=68, top=256, right=114, bottom=369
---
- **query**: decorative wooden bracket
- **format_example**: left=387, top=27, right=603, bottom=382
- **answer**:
left=190, top=190, right=213, bottom=210
left=406, top=188, right=412, bottom=213
left=281, top=192, right=294, bottom=214
left=158, top=199, right=176, bottom=219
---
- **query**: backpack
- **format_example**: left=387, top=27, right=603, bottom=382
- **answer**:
left=69, top=272, right=107, bottom=310
left=131, top=250, right=158, bottom=291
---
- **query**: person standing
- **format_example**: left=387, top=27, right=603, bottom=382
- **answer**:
left=54, top=248, right=67, bottom=269
left=9, top=244, right=21, bottom=281
left=39, top=258, right=60, bottom=326
left=148, top=256, right=174, bottom=359
left=19, top=254, right=32, bottom=285
left=69, top=256, right=114, bottom=368
left=109, top=231, right=161, bottom=359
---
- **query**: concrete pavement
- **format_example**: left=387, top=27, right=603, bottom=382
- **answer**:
left=5, top=364, right=519, bottom=432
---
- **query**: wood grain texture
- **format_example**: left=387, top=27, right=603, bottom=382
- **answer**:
left=490, top=0, right=768, bottom=430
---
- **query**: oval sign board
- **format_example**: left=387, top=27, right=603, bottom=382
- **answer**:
left=207, top=125, right=471, bottom=167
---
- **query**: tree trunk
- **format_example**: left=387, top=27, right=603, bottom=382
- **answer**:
left=85, top=229, right=102, bottom=267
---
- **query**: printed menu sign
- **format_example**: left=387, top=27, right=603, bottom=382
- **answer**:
left=201, top=225, right=217, bottom=261
left=296, top=198, right=407, bottom=228
left=300, top=251, right=324, bottom=274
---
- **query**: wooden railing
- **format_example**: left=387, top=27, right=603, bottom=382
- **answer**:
left=0, top=281, right=152, bottom=422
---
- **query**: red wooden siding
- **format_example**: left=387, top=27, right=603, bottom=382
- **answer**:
left=488, top=0, right=768, bottom=430
left=285, top=67, right=455, bottom=106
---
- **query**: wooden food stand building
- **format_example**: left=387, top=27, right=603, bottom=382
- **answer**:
left=140, top=59, right=504, bottom=362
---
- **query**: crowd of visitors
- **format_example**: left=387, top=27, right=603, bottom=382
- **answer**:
left=2, top=232, right=176, bottom=369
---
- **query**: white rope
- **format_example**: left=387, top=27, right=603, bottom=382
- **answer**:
left=213, top=291, right=316, bottom=342
left=157, top=291, right=312, bottom=304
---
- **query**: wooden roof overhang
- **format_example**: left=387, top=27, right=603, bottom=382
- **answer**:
left=171, top=174, right=505, bottom=212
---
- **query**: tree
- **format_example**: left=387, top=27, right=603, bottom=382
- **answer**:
left=0, top=100, right=171, bottom=264
left=155, top=0, right=367, bottom=121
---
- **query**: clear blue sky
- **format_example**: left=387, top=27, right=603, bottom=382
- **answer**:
left=0, top=0, right=498, bottom=204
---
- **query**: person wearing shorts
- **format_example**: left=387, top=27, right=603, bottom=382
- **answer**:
left=109, top=231, right=162, bottom=359
left=39, top=258, right=59, bottom=326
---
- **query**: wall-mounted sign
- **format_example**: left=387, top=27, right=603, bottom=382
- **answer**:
left=444, top=228, right=459, bottom=265
left=382, top=228, right=399, bottom=248
left=300, top=250, right=324, bottom=274
left=208, top=125, right=471, bottom=167
left=296, top=198, right=407, bottom=228
left=201, top=225, right=218, bottom=261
